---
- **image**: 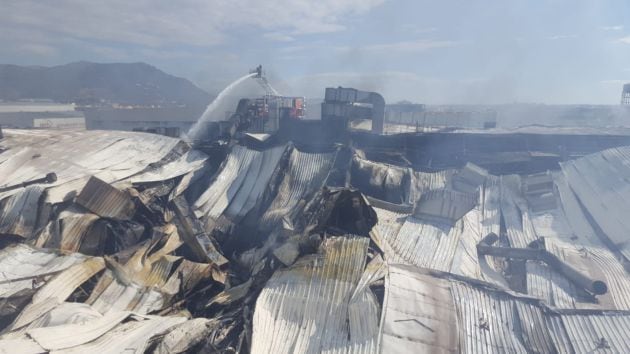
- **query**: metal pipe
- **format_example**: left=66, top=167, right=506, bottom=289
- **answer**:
left=0, top=172, right=57, bottom=193
left=477, top=240, right=608, bottom=295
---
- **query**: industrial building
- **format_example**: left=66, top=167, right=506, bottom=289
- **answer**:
left=3, top=76, right=630, bottom=352
left=0, top=101, right=85, bottom=129
left=82, top=106, right=204, bottom=137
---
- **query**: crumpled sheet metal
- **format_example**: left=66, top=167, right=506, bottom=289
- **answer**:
left=4, top=128, right=630, bottom=353
left=86, top=253, right=208, bottom=315
left=26, top=310, right=131, bottom=351
left=252, top=236, right=378, bottom=354
left=58, top=315, right=187, bottom=354
left=173, top=196, right=228, bottom=268
left=34, top=206, right=101, bottom=252
left=0, top=244, right=87, bottom=299
left=0, top=241, right=208, bottom=352
left=9, top=257, right=106, bottom=331
left=75, top=176, right=136, bottom=220
left=351, top=156, right=411, bottom=205
left=560, top=146, right=630, bottom=248
left=5, top=224, right=211, bottom=336
left=380, top=264, right=630, bottom=354
left=497, top=167, right=630, bottom=311
left=128, top=145, right=208, bottom=184
left=0, top=186, right=43, bottom=238
left=260, top=148, right=336, bottom=231
left=0, top=130, right=224, bottom=352
left=0, top=305, right=188, bottom=354
left=373, top=181, right=502, bottom=285
left=0, top=129, right=184, bottom=204
left=193, top=144, right=285, bottom=223
left=526, top=237, right=630, bottom=311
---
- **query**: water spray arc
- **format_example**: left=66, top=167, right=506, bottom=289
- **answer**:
left=187, top=72, right=256, bottom=140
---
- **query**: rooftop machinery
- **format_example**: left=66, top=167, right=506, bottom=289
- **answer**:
left=321, top=87, right=386, bottom=134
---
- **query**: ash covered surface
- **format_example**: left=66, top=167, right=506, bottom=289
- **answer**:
left=1, top=128, right=630, bottom=353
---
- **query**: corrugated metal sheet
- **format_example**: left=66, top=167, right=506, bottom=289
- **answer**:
left=451, top=282, right=529, bottom=353
left=53, top=315, right=187, bottom=354
left=561, top=147, right=630, bottom=248
left=546, top=311, right=630, bottom=353
left=223, top=145, right=286, bottom=221
left=380, top=264, right=558, bottom=354
left=251, top=236, right=376, bottom=354
left=370, top=206, right=407, bottom=255
left=29, top=302, right=102, bottom=327
left=10, top=257, right=106, bottom=331
left=87, top=268, right=165, bottom=315
left=0, top=130, right=183, bottom=204
left=0, top=338, right=44, bottom=353
left=412, top=169, right=453, bottom=198
left=526, top=261, right=578, bottom=309
left=499, top=175, right=538, bottom=248
left=383, top=215, right=461, bottom=271
left=172, top=196, right=229, bottom=266
left=554, top=171, right=602, bottom=245
left=351, top=157, right=411, bottom=204
left=0, top=185, right=43, bottom=238
left=491, top=168, right=630, bottom=311
left=537, top=237, right=630, bottom=311
left=128, top=148, right=208, bottom=184
left=0, top=244, right=87, bottom=299
left=34, top=207, right=101, bottom=252
left=83, top=230, right=209, bottom=315
left=513, top=301, right=557, bottom=353
left=260, top=149, right=336, bottom=231
left=194, top=145, right=257, bottom=219
left=194, top=145, right=286, bottom=223
left=584, top=246, right=630, bottom=310
left=379, top=264, right=630, bottom=353
left=57, top=211, right=100, bottom=252
left=415, top=189, right=477, bottom=221
left=26, top=310, right=130, bottom=350
left=75, top=176, right=136, bottom=220
left=379, top=264, right=459, bottom=353
left=376, top=184, right=502, bottom=284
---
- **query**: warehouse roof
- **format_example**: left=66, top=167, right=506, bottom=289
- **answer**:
left=1, top=128, right=630, bottom=352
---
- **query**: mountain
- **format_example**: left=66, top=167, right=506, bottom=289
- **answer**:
left=0, top=61, right=210, bottom=106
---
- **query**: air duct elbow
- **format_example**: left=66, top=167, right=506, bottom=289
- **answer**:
left=368, top=92, right=385, bottom=135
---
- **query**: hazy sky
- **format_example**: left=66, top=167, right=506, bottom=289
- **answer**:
left=2, top=0, right=630, bottom=104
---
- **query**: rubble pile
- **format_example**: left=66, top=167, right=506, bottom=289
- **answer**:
left=1, top=129, right=630, bottom=353
left=0, top=130, right=383, bottom=353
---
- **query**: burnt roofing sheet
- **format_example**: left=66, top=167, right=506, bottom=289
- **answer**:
left=0, top=129, right=193, bottom=203
left=251, top=236, right=377, bottom=354
left=193, top=144, right=285, bottom=223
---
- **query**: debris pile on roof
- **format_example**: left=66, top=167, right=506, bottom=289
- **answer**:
left=1, top=128, right=630, bottom=352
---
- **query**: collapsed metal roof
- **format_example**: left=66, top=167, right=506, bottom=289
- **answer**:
left=1, top=128, right=630, bottom=352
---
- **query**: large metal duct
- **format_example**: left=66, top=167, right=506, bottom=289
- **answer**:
left=321, top=87, right=386, bottom=134
left=477, top=233, right=608, bottom=296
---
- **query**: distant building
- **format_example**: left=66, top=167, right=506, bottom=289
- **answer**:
left=83, top=106, right=204, bottom=137
left=0, top=101, right=85, bottom=129
left=385, top=103, right=497, bottom=129
left=622, top=83, right=630, bottom=105
left=33, top=117, right=85, bottom=129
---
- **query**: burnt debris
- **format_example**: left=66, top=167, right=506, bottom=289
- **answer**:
left=1, top=118, right=630, bottom=353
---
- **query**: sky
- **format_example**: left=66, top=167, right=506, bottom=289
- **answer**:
left=2, top=0, right=630, bottom=104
